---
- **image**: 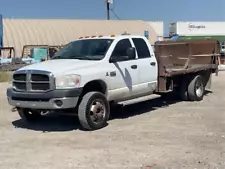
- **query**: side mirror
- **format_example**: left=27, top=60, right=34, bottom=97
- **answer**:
left=126, top=47, right=136, bottom=59
left=109, top=57, right=117, bottom=63
left=109, top=47, right=136, bottom=63
left=109, top=55, right=130, bottom=63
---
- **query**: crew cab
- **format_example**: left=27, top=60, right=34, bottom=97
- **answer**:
left=6, top=35, right=219, bottom=130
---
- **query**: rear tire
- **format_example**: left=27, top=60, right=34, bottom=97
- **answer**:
left=17, top=108, right=42, bottom=122
left=179, top=79, right=189, bottom=101
left=78, top=92, right=110, bottom=130
left=187, top=75, right=205, bottom=101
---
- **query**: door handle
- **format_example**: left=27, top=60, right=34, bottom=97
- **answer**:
left=110, top=71, right=116, bottom=77
left=131, top=65, right=137, bottom=69
left=150, top=62, right=156, bottom=66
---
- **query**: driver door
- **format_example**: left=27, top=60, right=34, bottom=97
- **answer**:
left=107, top=38, right=139, bottom=102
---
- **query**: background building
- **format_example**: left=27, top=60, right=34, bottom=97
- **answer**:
left=0, top=17, right=164, bottom=56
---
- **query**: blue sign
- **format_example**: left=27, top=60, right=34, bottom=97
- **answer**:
left=144, top=30, right=149, bottom=39
left=0, top=13, right=2, bottom=47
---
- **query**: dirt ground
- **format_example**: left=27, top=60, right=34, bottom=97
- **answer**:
left=0, top=72, right=225, bottom=169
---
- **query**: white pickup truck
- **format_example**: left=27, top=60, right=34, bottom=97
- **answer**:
left=7, top=35, right=219, bottom=130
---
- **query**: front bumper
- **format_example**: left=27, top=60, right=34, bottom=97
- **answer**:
left=7, top=88, right=83, bottom=109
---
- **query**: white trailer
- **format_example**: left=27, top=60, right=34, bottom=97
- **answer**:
left=169, top=22, right=225, bottom=36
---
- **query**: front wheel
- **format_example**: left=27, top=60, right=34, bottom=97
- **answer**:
left=78, top=92, right=110, bottom=130
left=187, top=75, right=205, bottom=101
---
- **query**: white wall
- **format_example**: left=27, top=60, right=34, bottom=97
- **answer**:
left=169, top=22, right=225, bottom=36
left=147, top=21, right=164, bottom=38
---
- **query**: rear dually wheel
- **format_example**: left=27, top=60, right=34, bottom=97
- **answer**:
left=187, top=75, right=205, bottom=101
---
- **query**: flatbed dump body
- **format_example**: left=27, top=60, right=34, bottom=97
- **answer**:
left=166, top=64, right=217, bottom=75
left=154, top=39, right=219, bottom=92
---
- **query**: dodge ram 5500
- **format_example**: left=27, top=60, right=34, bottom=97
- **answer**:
left=7, top=35, right=219, bottom=130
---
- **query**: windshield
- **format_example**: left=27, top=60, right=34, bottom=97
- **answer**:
left=51, top=39, right=113, bottom=60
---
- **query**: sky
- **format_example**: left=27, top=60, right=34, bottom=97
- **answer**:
left=0, top=0, right=225, bottom=36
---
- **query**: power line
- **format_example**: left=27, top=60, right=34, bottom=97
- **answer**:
left=110, top=9, right=121, bottom=20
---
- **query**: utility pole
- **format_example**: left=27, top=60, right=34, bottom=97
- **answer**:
left=106, top=0, right=110, bottom=20
left=106, top=0, right=113, bottom=20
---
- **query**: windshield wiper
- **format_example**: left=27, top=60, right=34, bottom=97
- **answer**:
left=51, top=55, right=99, bottom=60
left=51, top=55, right=62, bottom=59
left=72, top=55, right=92, bottom=60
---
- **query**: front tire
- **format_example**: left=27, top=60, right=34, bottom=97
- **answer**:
left=187, top=75, right=205, bottom=101
left=17, top=108, right=42, bottom=122
left=78, top=92, right=110, bottom=130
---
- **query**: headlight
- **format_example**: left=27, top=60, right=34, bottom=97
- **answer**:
left=55, top=74, right=81, bottom=89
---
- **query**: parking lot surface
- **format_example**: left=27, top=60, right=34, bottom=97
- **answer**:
left=0, top=72, right=225, bottom=169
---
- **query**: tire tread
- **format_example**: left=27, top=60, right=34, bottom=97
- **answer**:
left=187, top=75, right=205, bottom=101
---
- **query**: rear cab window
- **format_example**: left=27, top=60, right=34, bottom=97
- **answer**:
left=132, top=38, right=151, bottom=59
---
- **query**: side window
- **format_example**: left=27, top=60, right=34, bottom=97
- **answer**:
left=132, top=38, right=151, bottom=59
left=110, top=39, right=133, bottom=61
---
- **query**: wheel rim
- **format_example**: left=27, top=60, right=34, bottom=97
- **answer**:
left=89, top=99, right=106, bottom=124
left=195, top=79, right=204, bottom=97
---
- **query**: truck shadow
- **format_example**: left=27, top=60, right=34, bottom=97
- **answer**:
left=12, top=115, right=80, bottom=132
left=110, top=94, right=180, bottom=120
left=11, top=91, right=212, bottom=132
left=110, top=90, right=212, bottom=120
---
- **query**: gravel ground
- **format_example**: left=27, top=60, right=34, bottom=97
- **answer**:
left=0, top=72, right=225, bottom=169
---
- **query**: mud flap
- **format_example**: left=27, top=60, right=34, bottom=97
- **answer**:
left=205, top=73, right=212, bottom=90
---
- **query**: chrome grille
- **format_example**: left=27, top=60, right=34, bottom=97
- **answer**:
left=13, top=70, right=54, bottom=92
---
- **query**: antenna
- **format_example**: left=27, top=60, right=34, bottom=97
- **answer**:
left=121, top=31, right=130, bottom=35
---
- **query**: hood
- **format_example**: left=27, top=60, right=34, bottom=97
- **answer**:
left=19, top=59, right=99, bottom=75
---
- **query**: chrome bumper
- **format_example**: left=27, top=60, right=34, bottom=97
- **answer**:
left=7, top=97, right=79, bottom=109
left=6, top=87, right=82, bottom=110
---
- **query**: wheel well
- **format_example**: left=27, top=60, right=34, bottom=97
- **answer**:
left=81, top=80, right=107, bottom=96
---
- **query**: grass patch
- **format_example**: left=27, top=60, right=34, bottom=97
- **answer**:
left=0, top=71, right=13, bottom=82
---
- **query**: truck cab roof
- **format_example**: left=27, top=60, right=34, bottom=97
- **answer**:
left=75, top=34, right=148, bottom=41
